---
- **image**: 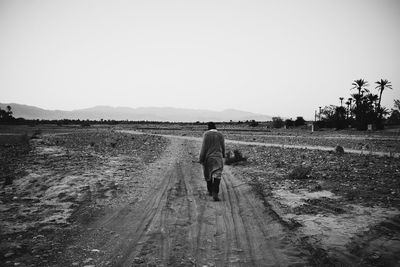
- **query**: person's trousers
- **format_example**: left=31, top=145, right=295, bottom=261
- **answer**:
left=207, top=179, right=221, bottom=194
left=207, top=169, right=222, bottom=195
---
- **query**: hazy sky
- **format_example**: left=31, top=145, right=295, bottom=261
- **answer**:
left=1, top=0, right=399, bottom=119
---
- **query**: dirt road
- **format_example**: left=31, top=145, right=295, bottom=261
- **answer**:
left=59, top=136, right=308, bottom=266
left=122, top=130, right=400, bottom=158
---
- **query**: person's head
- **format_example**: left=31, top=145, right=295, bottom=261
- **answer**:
left=207, top=122, right=216, bottom=130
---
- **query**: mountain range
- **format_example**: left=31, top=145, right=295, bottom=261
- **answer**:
left=0, top=103, right=273, bottom=122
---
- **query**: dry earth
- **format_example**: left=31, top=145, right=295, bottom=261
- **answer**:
left=0, top=129, right=169, bottom=266
left=226, top=144, right=400, bottom=266
left=130, top=125, right=400, bottom=155
left=122, top=128, right=400, bottom=266
left=55, top=137, right=308, bottom=266
left=1, top=126, right=400, bottom=266
left=1, top=128, right=309, bottom=267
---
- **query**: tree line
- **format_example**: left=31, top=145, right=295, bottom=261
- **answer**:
left=0, top=105, right=14, bottom=122
left=317, top=79, right=398, bottom=130
left=0, top=106, right=187, bottom=126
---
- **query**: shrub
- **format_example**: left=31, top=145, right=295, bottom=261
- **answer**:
left=288, top=166, right=312, bottom=179
left=294, top=117, right=306, bottom=127
left=285, top=119, right=294, bottom=127
left=272, top=117, right=284, bottom=128
left=248, top=120, right=259, bottom=127
left=225, top=149, right=247, bottom=165
left=334, top=145, right=344, bottom=154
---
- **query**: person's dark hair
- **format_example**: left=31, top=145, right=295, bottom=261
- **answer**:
left=207, top=122, right=216, bottom=130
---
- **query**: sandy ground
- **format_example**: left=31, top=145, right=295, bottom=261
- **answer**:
left=55, top=137, right=308, bottom=266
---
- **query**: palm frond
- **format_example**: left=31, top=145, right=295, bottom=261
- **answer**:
left=375, top=79, right=393, bottom=90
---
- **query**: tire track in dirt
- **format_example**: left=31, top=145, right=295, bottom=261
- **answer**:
left=56, top=138, right=182, bottom=266
left=221, top=168, right=304, bottom=266
left=106, top=139, right=193, bottom=266
left=59, top=135, right=309, bottom=266
left=174, top=140, right=308, bottom=266
left=181, top=160, right=208, bottom=265
left=94, top=156, right=175, bottom=265
left=89, top=139, right=198, bottom=266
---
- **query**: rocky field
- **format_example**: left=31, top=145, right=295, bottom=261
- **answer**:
left=124, top=124, right=400, bottom=265
left=0, top=129, right=169, bottom=266
left=1, top=124, right=399, bottom=266
left=128, top=125, right=400, bottom=154
left=226, top=144, right=400, bottom=266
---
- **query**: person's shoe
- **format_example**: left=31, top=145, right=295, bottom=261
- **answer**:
left=213, top=194, right=221, bottom=201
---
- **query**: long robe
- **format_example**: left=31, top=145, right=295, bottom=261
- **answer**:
left=199, top=130, right=225, bottom=181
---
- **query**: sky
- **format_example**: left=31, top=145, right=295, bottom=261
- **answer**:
left=1, top=0, right=399, bottom=119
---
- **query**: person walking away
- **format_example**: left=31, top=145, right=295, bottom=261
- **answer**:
left=199, top=122, right=225, bottom=201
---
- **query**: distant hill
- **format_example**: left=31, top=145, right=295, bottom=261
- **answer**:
left=0, top=103, right=273, bottom=122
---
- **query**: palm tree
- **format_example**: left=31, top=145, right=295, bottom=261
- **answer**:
left=345, top=100, right=351, bottom=119
left=350, top=94, right=360, bottom=115
left=375, top=79, right=393, bottom=129
left=366, top=93, right=378, bottom=106
left=319, top=106, right=322, bottom=121
left=0, top=105, right=13, bottom=121
left=347, top=98, right=353, bottom=119
left=6, top=105, right=12, bottom=116
left=351, top=79, right=369, bottom=101
left=351, top=79, right=369, bottom=130
left=375, top=79, right=392, bottom=115
left=366, top=93, right=379, bottom=124
left=339, top=97, right=344, bottom=107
